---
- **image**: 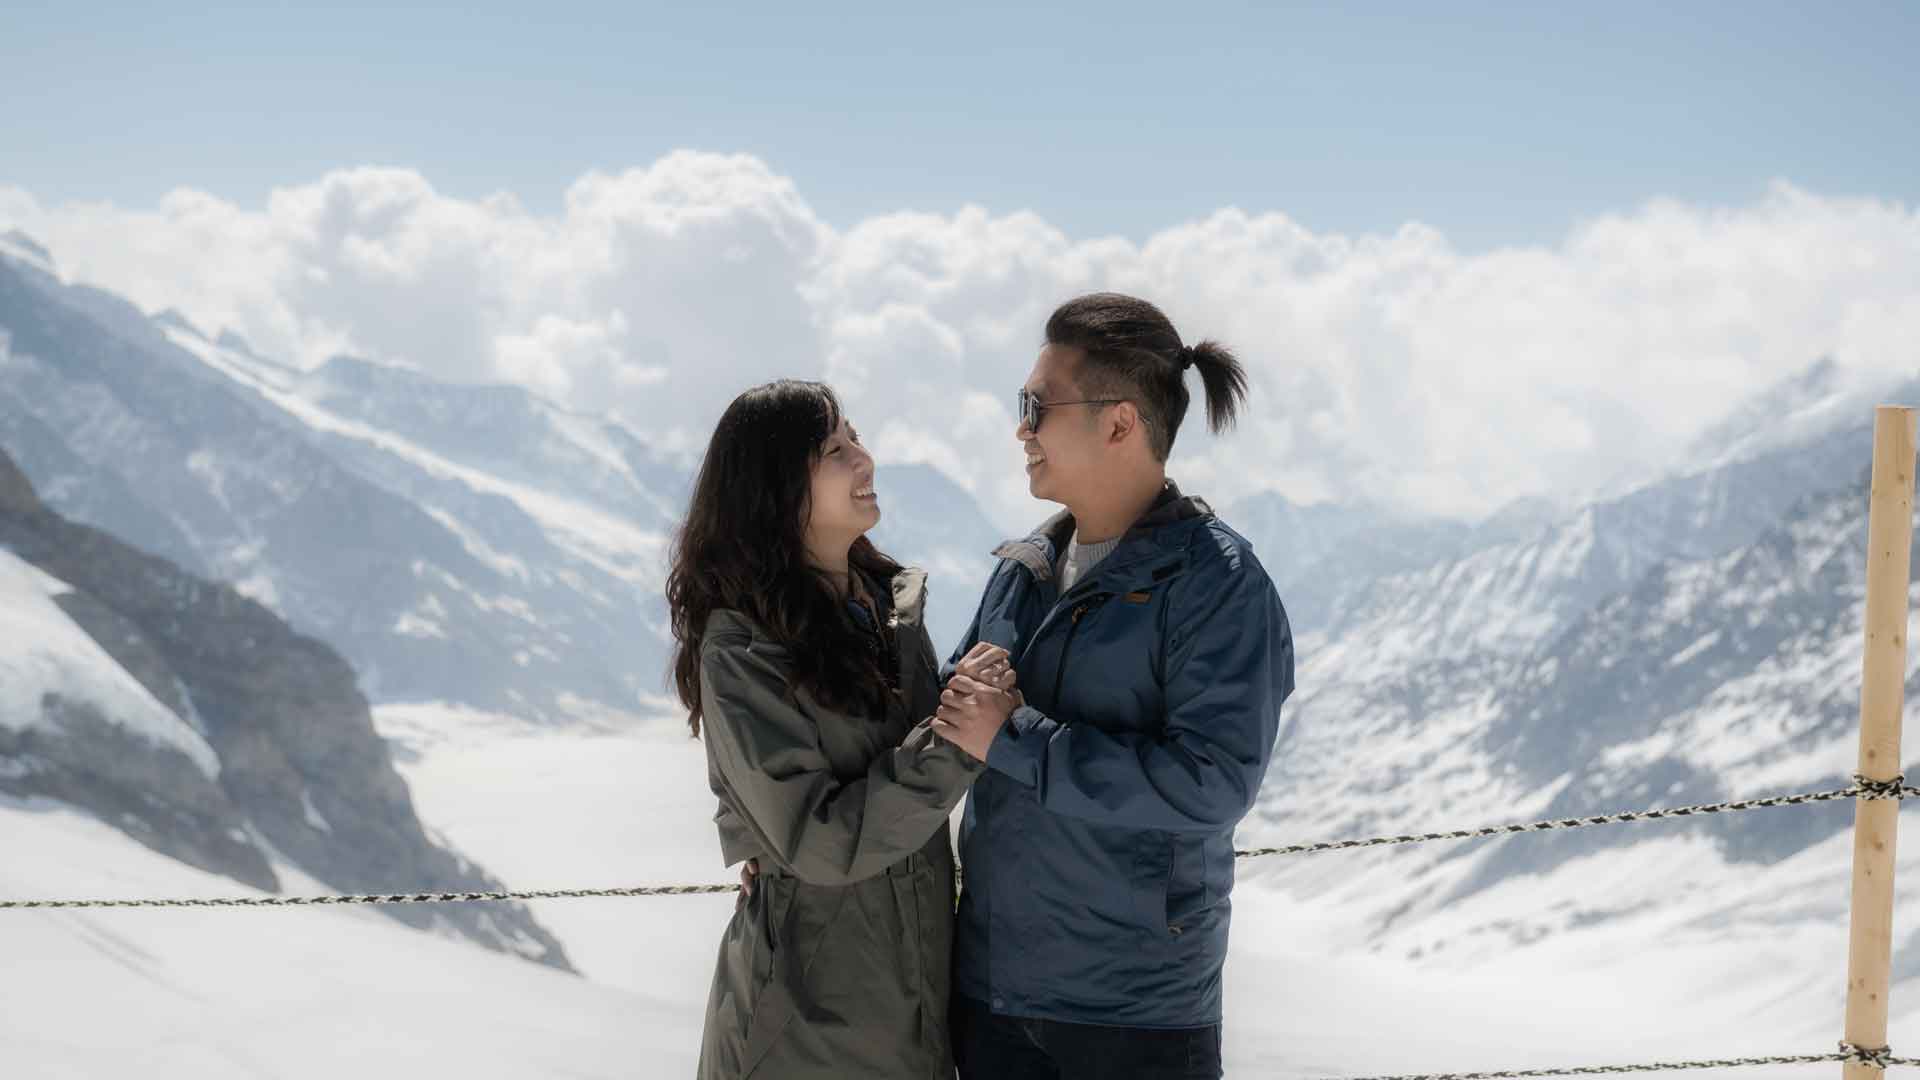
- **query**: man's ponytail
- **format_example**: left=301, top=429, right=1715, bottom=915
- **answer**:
left=1183, top=340, right=1248, bottom=434
left=1046, top=292, right=1249, bottom=462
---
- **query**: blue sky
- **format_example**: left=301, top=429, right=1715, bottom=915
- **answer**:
left=4, top=1, right=1914, bottom=250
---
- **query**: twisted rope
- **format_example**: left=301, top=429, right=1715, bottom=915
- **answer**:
left=1234, top=774, right=1913, bottom=860
left=1320, top=1042, right=1910, bottom=1080
left=4, top=776, right=1909, bottom=910
left=0, top=882, right=738, bottom=911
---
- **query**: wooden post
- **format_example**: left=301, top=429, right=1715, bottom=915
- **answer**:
left=1844, top=405, right=1917, bottom=1080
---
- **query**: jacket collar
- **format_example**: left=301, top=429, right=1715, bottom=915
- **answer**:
left=849, top=563, right=930, bottom=629
left=991, top=480, right=1211, bottom=585
left=709, top=563, right=930, bottom=641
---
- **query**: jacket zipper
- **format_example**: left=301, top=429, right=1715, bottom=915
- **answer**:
left=1165, top=842, right=1183, bottom=935
left=1049, top=593, right=1111, bottom=711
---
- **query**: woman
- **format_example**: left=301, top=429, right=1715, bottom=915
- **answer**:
left=667, top=380, right=1008, bottom=1080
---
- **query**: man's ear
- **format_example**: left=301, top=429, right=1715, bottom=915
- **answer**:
left=1107, top=401, right=1143, bottom=445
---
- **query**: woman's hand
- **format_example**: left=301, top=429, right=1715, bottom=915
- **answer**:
left=931, top=672, right=1018, bottom=763
left=953, top=642, right=1018, bottom=694
left=737, top=858, right=759, bottom=904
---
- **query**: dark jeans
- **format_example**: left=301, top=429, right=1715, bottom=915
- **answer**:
left=952, top=995, right=1223, bottom=1080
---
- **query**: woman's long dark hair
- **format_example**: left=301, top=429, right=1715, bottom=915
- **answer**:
left=667, top=380, right=903, bottom=736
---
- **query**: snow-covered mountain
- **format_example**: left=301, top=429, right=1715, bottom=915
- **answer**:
left=0, top=449, right=568, bottom=966
left=0, top=241, right=1007, bottom=726
left=1219, top=491, right=1562, bottom=635
left=11, top=228, right=1920, bottom=1074
left=1243, top=371, right=1920, bottom=970
left=158, top=323, right=688, bottom=718
left=1296, top=384, right=1898, bottom=666
left=1, top=253, right=588, bottom=719
left=867, top=461, right=1005, bottom=652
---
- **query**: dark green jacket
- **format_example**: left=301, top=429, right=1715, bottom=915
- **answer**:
left=697, top=567, right=984, bottom=1080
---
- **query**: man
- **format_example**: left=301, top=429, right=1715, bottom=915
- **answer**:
left=931, top=292, right=1295, bottom=1080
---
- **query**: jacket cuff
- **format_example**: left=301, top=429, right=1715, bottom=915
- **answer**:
left=912, top=715, right=988, bottom=771
left=985, top=704, right=1056, bottom=786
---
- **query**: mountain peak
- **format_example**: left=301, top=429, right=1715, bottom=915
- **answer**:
left=0, top=229, right=55, bottom=273
left=1684, top=355, right=1861, bottom=470
left=152, top=308, right=207, bottom=340
left=1470, top=493, right=1565, bottom=542
left=214, top=328, right=269, bottom=363
left=0, top=448, right=43, bottom=517
left=315, top=351, right=431, bottom=382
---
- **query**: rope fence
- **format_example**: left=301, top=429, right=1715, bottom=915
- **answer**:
left=1234, top=775, right=1915, bottom=859
left=0, top=882, right=740, bottom=911
left=6, top=780, right=1914, bottom=1080
left=3, top=774, right=1909, bottom=911
left=1323, top=1044, right=1914, bottom=1080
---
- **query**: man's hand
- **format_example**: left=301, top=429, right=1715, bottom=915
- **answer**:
left=931, top=672, right=1019, bottom=763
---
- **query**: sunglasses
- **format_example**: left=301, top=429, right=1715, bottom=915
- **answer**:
left=1016, top=388, right=1136, bottom=433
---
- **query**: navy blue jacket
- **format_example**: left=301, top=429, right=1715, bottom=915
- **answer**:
left=947, top=482, right=1295, bottom=1028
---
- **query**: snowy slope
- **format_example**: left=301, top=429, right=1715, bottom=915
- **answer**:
left=0, top=447, right=573, bottom=965
left=372, top=702, right=736, bottom=998
left=157, top=325, right=677, bottom=719
left=0, top=256, right=547, bottom=715
left=0, top=548, right=217, bottom=776
left=1247, top=376, right=1901, bottom=894
left=0, top=796, right=682, bottom=1079
left=17, top=704, right=1920, bottom=1078
left=0, top=246, right=1013, bottom=723
left=1243, top=455, right=1920, bottom=989
left=166, top=334, right=677, bottom=590
left=368, top=702, right=1920, bottom=1078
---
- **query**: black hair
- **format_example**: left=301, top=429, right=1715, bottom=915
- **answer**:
left=665, top=379, right=902, bottom=736
left=1044, top=292, right=1248, bottom=461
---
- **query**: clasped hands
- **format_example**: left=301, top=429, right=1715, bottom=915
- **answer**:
left=740, top=642, right=1023, bottom=901
left=929, top=642, right=1021, bottom=763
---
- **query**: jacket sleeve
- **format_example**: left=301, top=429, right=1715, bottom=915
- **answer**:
left=700, top=635, right=984, bottom=886
left=708, top=797, right=761, bottom=868
left=981, top=553, right=1294, bottom=833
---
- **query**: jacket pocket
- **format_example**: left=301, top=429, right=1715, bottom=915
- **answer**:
left=737, top=882, right=846, bottom=1077
left=1163, top=836, right=1210, bottom=935
left=1133, top=832, right=1176, bottom=933
left=758, top=875, right=788, bottom=987
left=704, top=876, right=791, bottom=1079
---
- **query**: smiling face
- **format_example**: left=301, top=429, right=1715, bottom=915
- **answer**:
left=804, top=414, right=880, bottom=556
left=1017, top=343, right=1113, bottom=506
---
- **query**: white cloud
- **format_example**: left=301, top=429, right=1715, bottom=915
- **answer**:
left=4, top=159, right=1918, bottom=533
